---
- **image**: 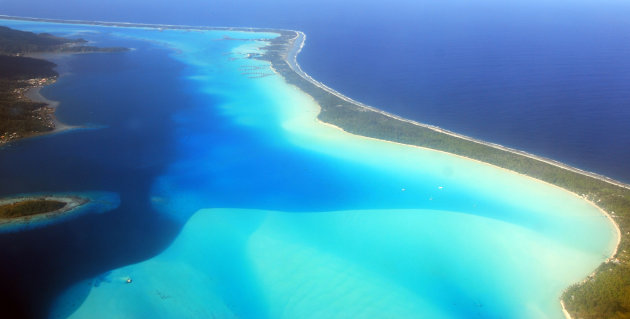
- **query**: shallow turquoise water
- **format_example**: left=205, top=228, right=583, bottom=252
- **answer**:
left=0, top=21, right=618, bottom=318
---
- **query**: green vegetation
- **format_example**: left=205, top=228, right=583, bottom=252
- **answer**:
left=0, top=54, right=57, bottom=138
left=0, top=17, right=627, bottom=317
left=0, top=199, right=66, bottom=218
left=0, top=26, right=127, bottom=54
left=0, top=68, right=56, bottom=141
left=0, top=25, right=84, bottom=53
left=0, top=55, right=57, bottom=79
left=564, top=262, right=630, bottom=319
left=0, top=25, right=128, bottom=144
left=258, top=30, right=630, bottom=319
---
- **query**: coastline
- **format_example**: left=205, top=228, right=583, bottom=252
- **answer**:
left=0, top=194, right=89, bottom=232
left=1, top=15, right=627, bottom=318
left=315, top=116, right=623, bottom=271
left=289, top=27, right=623, bottom=263
left=315, top=116, right=622, bottom=248
left=0, top=14, right=289, bottom=34
left=2, top=15, right=626, bottom=188
left=270, top=27, right=627, bottom=319
left=24, top=86, right=78, bottom=135
left=561, top=301, right=571, bottom=319
left=0, top=191, right=121, bottom=233
left=284, top=31, right=630, bottom=191
left=0, top=34, right=116, bottom=146
left=278, top=31, right=626, bottom=319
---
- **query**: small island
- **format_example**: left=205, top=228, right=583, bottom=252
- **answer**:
left=1, top=198, right=71, bottom=218
left=1, top=15, right=629, bottom=318
left=0, top=192, right=120, bottom=233
left=1, top=195, right=87, bottom=221
left=0, top=25, right=127, bottom=145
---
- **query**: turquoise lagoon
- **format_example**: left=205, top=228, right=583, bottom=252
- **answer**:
left=1, top=21, right=618, bottom=318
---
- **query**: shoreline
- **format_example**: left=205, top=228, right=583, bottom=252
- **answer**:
left=561, top=300, right=571, bottom=319
left=0, top=14, right=626, bottom=191
left=315, top=116, right=622, bottom=255
left=0, top=191, right=121, bottom=233
left=0, top=36, right=108, bottom=146
left=0, top=84, right=80, bottom=146
left=284, top=31, right=630, bottom=191
left=5, top=15, right=624, bottom=190
left=280, top=31, right=624, bottom=319
left=0, top=14, right=292, bottom=34
left=24, top=86, right=79, bottom=135
left=1, top=14, right=626, bottom=318
left=0, top=194, right=89, bottom=231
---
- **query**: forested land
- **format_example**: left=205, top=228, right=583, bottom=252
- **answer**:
left=0, top=26, right=126, bottom=54
left=259, top=30, right=630, bottom=319
left=0, top=25, right=127, bottom=144
left=0, top=199, right=66, bottom=218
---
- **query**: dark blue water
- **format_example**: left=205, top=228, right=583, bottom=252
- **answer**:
left=0, top=23, right=488, bottom=317
left=2, top=0, right=630, bottom=181
left=0, top=24, right=611, bottom=319
left=0, top=34, right=188, bottom=318
left=1, top=1, right=629, bottom=317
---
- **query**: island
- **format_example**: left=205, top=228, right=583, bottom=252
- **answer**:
left=0, top=25, right=127, bottom=145
left=0, top=192, right=120, bottom=233
left=0, top=197, right=72, bottom=218
left=0, top=15, right=629, bottom=318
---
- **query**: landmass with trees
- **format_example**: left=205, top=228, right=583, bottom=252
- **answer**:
left=258, top=30, right=630, bottom=319
left=0, top=199, right=67, bottom=219
left=0, top=25, right=127, bottom=145
left=0, top=194, right=93, bottom=233
left=1, top=16, right=628, bottom=318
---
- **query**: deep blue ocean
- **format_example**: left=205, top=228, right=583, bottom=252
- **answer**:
left=0, top=1, right=627, bottom=318
left=1, top=0, right=629, bottom=182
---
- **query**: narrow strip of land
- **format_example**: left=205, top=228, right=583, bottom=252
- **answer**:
left=284, top=31, right=630, bottom=191
left=1, top=15, right=629, bottom=319
left=0, top=195, right=88, bottom=227
left=257, top=26, right=630, bottom=319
